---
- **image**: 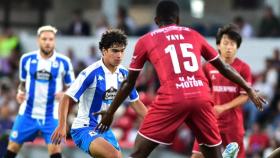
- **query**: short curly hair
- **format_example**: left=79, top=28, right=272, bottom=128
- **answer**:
left=99, top=29, right=127, bottom=51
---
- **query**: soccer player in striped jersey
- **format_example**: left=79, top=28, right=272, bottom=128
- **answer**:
left=4, top=25, right=75, bottom=158
left=51, top=29, right=147, bottom=158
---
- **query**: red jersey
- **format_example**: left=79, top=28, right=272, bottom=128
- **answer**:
left=203, top=58, right=252, bottom=133
left=129, top=24, right=219, bottom=103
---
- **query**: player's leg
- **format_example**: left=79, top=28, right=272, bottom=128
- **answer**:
left=191, top=139, right=204, bottom=158
left=130, top=100, right=189, bottom=158
left=4, top=141, right=22, bottom=158
left=89, top=137, right=121, bottom=158
left=71, top=127, right=121, bottom=158
left=47, top=144, right=62, bottom=158
left=5, top=115, right=39, bottom=158
left=199, top=145, right=223, bottom=158
left=41, top=118, right=62, bottom=158
left=268, top=147, right=280, bottom=158
left=220, top=132, right=244, bottom=158
left=185, top=98, right=223, bottom=158
left=129, top=133, right=159, bottom=158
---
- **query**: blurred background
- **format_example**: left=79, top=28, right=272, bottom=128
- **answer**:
left=1, top=0, right=280, bottom=157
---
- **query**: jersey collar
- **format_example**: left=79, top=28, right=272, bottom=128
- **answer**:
left=159, top=24, right=177, bottom=28
left=36, top=50, right=57, bottom=62
left=99, top=59, right=120, bottom=74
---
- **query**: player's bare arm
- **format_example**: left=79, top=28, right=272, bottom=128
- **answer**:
left=130, top=99, right=148, bottom=121
left=210, top=57, right=266, bottom=111
left=95, top=70, right=140, bottom=133
left=51, top=94, right=75, bottom=145
left=16, top=81, right=26, bottom=104
left=214, top=94, right=248, bottom=115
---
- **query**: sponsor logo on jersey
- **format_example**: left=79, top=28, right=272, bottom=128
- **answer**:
left=98, top=75, right=104, bottom=81
left=52, top=61, right=59, bottom=68
left=35, top=69, right=52, bottom=82
left=213, top=86, right=237, bottom=93
left=175, top=75, right=204, bottom=89
left=103, top=87, right=117, bottom=100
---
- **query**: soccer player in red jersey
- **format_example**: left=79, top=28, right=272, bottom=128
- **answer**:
left=95, top=1, right=265, bottom=158
left=191, top=24, right=250, bottom=158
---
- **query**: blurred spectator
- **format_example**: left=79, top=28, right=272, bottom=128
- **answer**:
left=170, top=126, right=193, bottom=155
left=84, top=45, right=101, bottom=66
left=116, top=6, right=136, bottom=35
left=95, top=14, right=110, bottom=38
left=190, top=23, right=208, bottom=36
left=135, top=23, right=158, bottom=36
left=247, top=122, right=270, bottom=157
left=66, top=47, right=79, bottom=68
left=136, top=63, right=159, bottom=92
left=0, top=102, right=13, bottom=158
left=0, top=26, right=21, bottom=77
left=258, top=6, right=280, bottom=37
left=233, top=16, right=254, bottom=38
left=65, top=47, right=88, bottom=76
left=268, top=49, right=280, bottom=117
left=67, top=9, right=91, bottom=36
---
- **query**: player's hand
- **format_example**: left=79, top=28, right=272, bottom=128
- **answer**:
left=16, top=90, right=26, bottom=104
left=93, top=110, right=114, bottom=133
left=51, top=125, right=66, bottom=145
left=55, top=92, right=64, bottom=101
left=214, top=105, right=225, bottom=116
left=247, top=88, right=266, bottom=111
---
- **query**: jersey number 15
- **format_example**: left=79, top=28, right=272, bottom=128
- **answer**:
left=165, top=43, right=198, bottom=74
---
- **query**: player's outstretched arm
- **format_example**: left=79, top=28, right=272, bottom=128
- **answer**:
left=95, top=70, right=140, bottom=133
left=130, top=99, right=148, bottom=121
left=51, top=94, right=75, bottom=145
left=210, top=57, right=266, bottom=111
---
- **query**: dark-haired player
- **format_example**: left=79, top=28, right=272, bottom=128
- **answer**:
left=51, top=29, right=147, bottom=158
left=192, top=24, right=251, bottom=158
left=96, top=1, right=266, bottom=158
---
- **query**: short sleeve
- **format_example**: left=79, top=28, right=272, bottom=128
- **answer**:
left=19, top=55, right=28, bottom=81
left=195, top=32, right=219, bottom=62
left=129, top=38, right=148, bottom=71
left=239, top=63, right=252, bottom=94
left=66, top=70, right=95, bottom=102
left=128, top=88, right=139, bottom=102
left=63, top=58, right=75, bottom=86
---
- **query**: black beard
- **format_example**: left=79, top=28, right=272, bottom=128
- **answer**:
left=41, top=49, right=53, bottom=56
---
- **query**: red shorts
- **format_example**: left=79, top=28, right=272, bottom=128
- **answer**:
left=138, top=97, right=221, bottom=146
left=192, top=131, right=245, bottom=158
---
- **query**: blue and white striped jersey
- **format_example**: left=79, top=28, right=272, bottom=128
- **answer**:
left=18, top=50, right=75, bottom=119
left=66, top=59, right=139, bottom=129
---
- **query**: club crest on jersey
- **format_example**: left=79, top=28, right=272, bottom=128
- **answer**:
left=118, top=74, right=125, bottom=82
left=103, top=87, right=117, bottom=100
left=11, top=130, right=18, bottom=138
left=52, top=61, right=59, bottom=68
